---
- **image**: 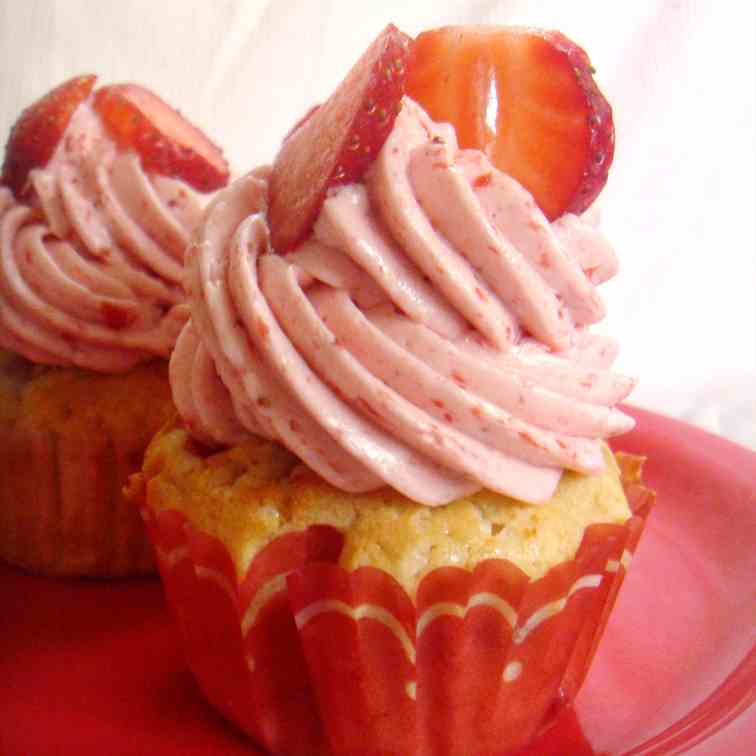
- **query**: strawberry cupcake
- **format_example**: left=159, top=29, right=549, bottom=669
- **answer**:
left=132, top=25, right=654, bottom=755
left=0, top=75, right=229, bottom=577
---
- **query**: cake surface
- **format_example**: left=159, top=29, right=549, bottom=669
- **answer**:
left=1, top=352, right=172, bottom=437
left=142, top=422, right=631, bottom=594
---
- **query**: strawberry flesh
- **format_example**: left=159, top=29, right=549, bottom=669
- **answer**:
left=406, top=26, right=614, bottom=220
left=2, top=74, right=97, bottom=198
left=268, top=24, right=412, bottom=253
left=94, top=84, right=229, bottom=193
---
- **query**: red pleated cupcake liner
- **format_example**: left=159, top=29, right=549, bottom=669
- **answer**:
left=0, top=424, right=155, bottom=577
left=139, top=453, right=653, bottom=756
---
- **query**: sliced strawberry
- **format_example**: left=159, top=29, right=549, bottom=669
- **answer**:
left=268, top=24, right=412, bottom=253
left=2, top=74, right=97, bottom=198
left=406, top=26, right=614, bottom=220
left=93, top=84, right=229, bottom=193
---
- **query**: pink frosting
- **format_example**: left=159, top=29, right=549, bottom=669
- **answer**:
left=171, top=99, right=635, bottom=505
left=0, top=101, right=204, bottom=372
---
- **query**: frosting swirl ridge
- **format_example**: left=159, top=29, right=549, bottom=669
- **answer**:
left=172, top=99, right=635, bottom=505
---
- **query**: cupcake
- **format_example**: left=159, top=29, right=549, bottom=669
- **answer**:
left=131, top=24, right=654, bottom=755
left=0, top=75, right=229, bottom=577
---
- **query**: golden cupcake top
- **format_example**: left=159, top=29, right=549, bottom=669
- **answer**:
left=138, top=423, right=630, bottom=594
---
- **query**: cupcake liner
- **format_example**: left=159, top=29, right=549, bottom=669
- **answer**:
left=139, top=453, right=653, bottom=756
left=0, top=423, right=155, bottom=577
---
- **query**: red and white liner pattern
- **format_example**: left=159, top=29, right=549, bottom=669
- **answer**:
left=139, top=453, right=653, bottom=756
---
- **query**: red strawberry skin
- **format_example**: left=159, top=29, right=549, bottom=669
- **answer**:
left=547, top=30, right=614, bottom=216
left=268, top=24, right=412, bottom=253
left=2, top=74, right=97, bottom=198
left=94, top=84, right=229, bottom=193
left=406, top=26, right=614, bottom=220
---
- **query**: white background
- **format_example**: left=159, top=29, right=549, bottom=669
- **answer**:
left=1, top=0, right=754, bottom=450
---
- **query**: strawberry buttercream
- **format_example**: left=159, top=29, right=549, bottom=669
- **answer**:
left=0, top=101, right=203, bottom=372
left=172, top=99, right=634, bottom=505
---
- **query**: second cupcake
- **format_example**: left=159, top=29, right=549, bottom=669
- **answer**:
left=0, top=75, right=229, bottom=577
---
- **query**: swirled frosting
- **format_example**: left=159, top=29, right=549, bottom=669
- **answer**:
left=0, top=102, right=204, bottom=372
left=171, top=99, right=635, bottom=505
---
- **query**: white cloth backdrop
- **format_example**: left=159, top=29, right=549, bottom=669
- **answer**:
left=1, top=0, right=754, bottom=450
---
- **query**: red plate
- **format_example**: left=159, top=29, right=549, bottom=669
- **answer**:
left=1, top=407, right=754, bottom=755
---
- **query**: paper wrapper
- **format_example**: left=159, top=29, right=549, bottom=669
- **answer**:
left=0, top=423, right=156, bottom=577
left=138, top=454, right=653, bottom=756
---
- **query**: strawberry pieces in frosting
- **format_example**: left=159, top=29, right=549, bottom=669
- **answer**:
left=2, top=74, right=97, bottom=198
left=268, top=24, right=412, bottom=253
left=406, top=26, right=614, bottom=220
